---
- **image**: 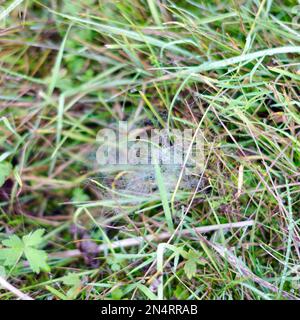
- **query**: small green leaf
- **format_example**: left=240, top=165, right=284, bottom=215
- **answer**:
left=62, top=273, right=82, bottom=299
left=0, top=266, right=6, bottom=278
left=111, top=262, right=121, bottom=272
left=23, top=229, right=45, bottom=247
left=111, top=287, right=123, bottom=300
left=183, top=249, right=205, bottom=280
left=0, top=235, right=23, bottom=267
left=184, top=259, right=197, bottom=280
left=62, top=273, right=81, bottom=287
left=72, top=188, right=90, bottom=202
left=24, top=247, right=50, bottom=273
left=0, top=161, right=12, bottom=187
left=0, top=247, right=23, bottom=267
left=0, top=229, right=50, bottom=274
left=174, top=284, right=189, bottom=299
left=2, top=234, right=23, bottom=248
left=107, top=255, right=123, bottom=272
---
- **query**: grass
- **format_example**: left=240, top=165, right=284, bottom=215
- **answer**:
left=0, top=0, right=300, bottom=300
